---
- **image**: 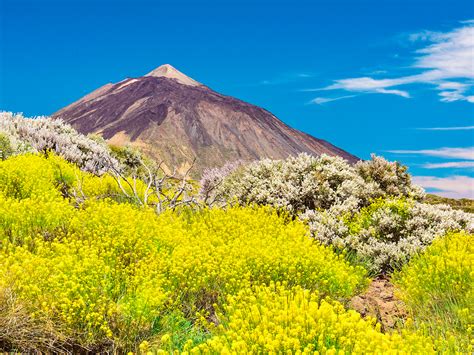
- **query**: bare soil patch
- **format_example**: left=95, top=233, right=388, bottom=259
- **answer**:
left=349, top=277, right=407, bottom=332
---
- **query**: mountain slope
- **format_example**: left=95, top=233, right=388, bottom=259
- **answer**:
left=53, top=64, right=358, bottom=174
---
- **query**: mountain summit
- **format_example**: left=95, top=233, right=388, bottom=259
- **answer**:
left=53, top=65, right=358, bottom=175
left=145, top=64, right=202, bottom=87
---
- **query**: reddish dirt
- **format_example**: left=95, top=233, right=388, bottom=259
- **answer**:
left=349, top=277, right=407, bottom=331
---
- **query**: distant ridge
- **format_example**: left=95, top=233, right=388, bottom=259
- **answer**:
left=53, top=64, right=358, bottom=174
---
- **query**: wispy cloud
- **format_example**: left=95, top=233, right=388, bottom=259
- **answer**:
left=387, top=147, right=474, bottom=160
left=408, top=30, right=445, bottom=43
left=413, top=175, right=474, bottom=198
left=309, top=21, right=474, bottom=103
left=417, top=125, right=474, bottom=131
left=422, top=161, right=474, bottom=169
left=323, top=76, right=413, bottom=98
left=310, top=95, right=356, bottom=105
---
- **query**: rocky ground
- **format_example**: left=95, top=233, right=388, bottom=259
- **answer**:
left=350, top=277, right=407, bottom=332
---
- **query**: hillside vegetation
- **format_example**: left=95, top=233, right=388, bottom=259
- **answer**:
left=425, top=194, right=474, bottom=213
left=0, top=112, right=473, bottom=353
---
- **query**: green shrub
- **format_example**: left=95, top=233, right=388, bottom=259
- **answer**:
left=393, top=232, right=473, bottom=352
left=0, top=133, right=13, bottom=160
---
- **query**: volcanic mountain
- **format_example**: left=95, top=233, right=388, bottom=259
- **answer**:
left=53, top=64, right=358, bottom=174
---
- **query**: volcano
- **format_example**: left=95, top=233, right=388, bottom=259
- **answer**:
left=53, top=64, right=358, bottom=174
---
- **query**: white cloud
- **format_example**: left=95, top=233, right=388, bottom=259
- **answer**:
left=413, top=175, right=474, bottom=198
left=417, top=125, right=474, bottom=131
left=310, top=95, right=356, bottom=105
left=375, top=88, right=411, bottom=98
left=323, top=76, right=414, bottom=97
left=436, top=82, right=467, bottom=90
left=388, top=147, right=474, bottom=160
left=312, top=21, right=474, bottom=102
left=422, top=161, right=474, bottom=169
left=413, top=25, right=473, bottom=79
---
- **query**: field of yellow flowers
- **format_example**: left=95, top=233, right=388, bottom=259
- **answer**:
left=0, top=154, right=472, bottom=353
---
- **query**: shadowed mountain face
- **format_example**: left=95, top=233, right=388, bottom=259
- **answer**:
left=53, top=64, right=358, bottom=175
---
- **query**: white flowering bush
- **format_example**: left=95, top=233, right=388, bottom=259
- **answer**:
left=356, top=154, right=425, bottom=200
left=302, top=198, right=474, bottom=274
left=201, top=153, right=422, bottom=212
left=0, top=112, right=119, bottom=174
left=199, top=160, right=243, bottom=204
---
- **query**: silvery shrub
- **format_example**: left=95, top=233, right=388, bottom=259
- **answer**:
left=200, top=153, right=424, bottom=211
left=0, top=112, right=119, bottom=174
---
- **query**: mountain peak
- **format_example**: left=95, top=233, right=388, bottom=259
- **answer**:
left=54, top=65, right=358, bottom=176
left=145, top=64, right=202, bottom=87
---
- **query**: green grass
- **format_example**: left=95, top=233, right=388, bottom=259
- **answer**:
left=393, top=232, right=473, bottom=352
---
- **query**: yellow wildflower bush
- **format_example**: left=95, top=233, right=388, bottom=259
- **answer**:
left=1, top=243, right=119, bottom=341
left=0, top=205, right=171, bottom=349
left=159, top=207, right=368, bottom=312
left=0, top=152, right=151, bottom=204
left=0, top=154, right=67, bottom=200
left=0, top=154, right=76, bottom=247
left=0, top=153, right=456, bottom=353
left=79, top=173, right=154, bottom=204
left=67, top=200, right=173, bottom=269
left=393, top=232, right=473, bottom=352
left=0, top=202, right=367, bottom=350
left=190, top=284, right=436, bottom=354
left=0, top=194, right=74, bottom=247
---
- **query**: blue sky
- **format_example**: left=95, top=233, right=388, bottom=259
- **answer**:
left=1, top=0, right=473, bottom=197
